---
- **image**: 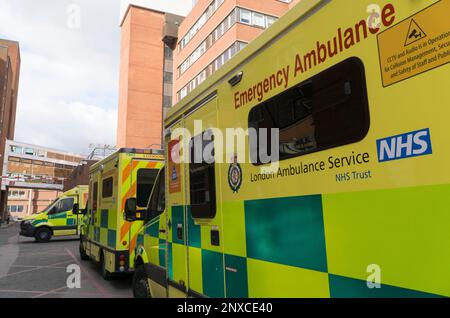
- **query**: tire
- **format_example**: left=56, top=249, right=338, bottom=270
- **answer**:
left=79, top=239, right=89, bottom=261
left=100, top=251, right=113, bottom=281
left=34, top=227, right=52, bottom=243
left=133, top=264, right=152, bottom=298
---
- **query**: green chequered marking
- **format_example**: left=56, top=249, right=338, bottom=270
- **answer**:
left=329, top=274, right=444, bottom=298
left=32, top=219, right=47, bottom=226
left=202, top=249, right=224, bottom=298
left=100, top=210, right=108, bottom=228
left=107, top=229, right=116, bottom=248
left=146, top=220, right=160, bottom=238
left=171, top=206, right=184, bottom=245
left=67, top=218, right=75, bottom=226
left=94, top=227, right=100, bottom=242
left=168, top=242, right=173, bottom=280
left=245, top=195, right=327, bottom=273
left=187, top=206, right=201, bottom=248
left=225, top=254, right=248, bottom=298
left=159, top=239, right=166, bottom=267
left=49, top=212, right=67, bottom=220
left=323, top=183, right=450, bottom=297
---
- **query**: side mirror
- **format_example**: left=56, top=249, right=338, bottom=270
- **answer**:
left=124, top=198, right=138, bottom=222
left=72, top=203, right=80, bottom=215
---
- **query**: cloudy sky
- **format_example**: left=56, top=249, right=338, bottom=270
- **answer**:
left=0, top=0, right=193, bottom=155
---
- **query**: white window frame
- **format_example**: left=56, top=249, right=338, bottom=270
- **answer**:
left=253, top=12, right=265, bottom=28
left=239, top=9, right=252, bottom=25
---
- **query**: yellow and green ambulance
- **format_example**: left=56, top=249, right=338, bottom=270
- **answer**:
left=128, top=0, right=450, bottom=298
left=79, top=148, right=164, bottom=280
left=20, top=185, right=88, bottom=243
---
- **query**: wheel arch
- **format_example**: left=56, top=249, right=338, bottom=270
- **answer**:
left=35, top=225, right=54, bottom=236
left=134, top=244, right=149, bottom=267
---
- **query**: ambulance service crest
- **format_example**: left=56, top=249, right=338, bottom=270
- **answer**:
left=228, top=155, right=242, bottom=193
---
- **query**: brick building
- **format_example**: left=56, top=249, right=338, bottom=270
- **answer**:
left=0, top=39, right=20, bottom=222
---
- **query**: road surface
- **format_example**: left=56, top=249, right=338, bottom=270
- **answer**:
left=0, top=223, right=132, bottom=298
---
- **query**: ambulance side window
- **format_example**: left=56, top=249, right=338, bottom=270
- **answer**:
left=147, top=168, right=165, bottom=220
left=248, top=57, right=369, bottom=164
left=60, top=198, right=74, bottom=212
left=189, top=131, right=216, bottom=219
left=92, top=182, right=98, bottom=210
left=136, top=169, right=159, bottom=208
left=102, top=177, right=113, bottom=198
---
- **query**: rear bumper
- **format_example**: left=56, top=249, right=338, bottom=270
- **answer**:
left=19, top=222, right=35, bottom=237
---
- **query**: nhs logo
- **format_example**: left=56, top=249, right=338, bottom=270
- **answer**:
left=377, top=129, right=432, bottom=163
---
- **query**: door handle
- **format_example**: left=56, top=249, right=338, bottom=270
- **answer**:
left=159, top=229, right=166, bottom=234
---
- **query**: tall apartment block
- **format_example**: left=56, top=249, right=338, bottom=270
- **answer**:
left=115, top=0, right=300, bottom=149
left=0, top=39, right=20, bottom=222
left=116, top=4, right=185, bottom=149
left=173, top=0, right=299, bottom=103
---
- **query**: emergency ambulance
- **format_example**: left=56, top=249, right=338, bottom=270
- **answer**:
left=79, top=148, right=164, bottom=280
left=127, top=0, right=450, bottom=297
left=20, top=185, right=88, bottom=243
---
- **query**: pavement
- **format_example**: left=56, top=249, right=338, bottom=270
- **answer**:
left=0, top=223, right=133, bottom=298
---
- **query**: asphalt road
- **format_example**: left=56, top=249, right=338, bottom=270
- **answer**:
left=0, top=223, right=132, bottom=298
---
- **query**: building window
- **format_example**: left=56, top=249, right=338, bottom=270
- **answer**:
left=189, top=131, right=216, bottom=219
left=164, top=45, right=173, bottom=60
left=102, top=177, right=113, bottom=198
left=8, top=190, right=26, bottom=199
left=239, top=9, right=252, bottom=24
left=177, top=41, right=247, bottom=102
left=11, top=146, right=23, bottom=154
left=163, top=96, right=172, bottom=108
left=177, top=7, right=273, bottom=77
left=8, top=205, right=24, bottom=213
left=180, top=87, right=188, bottom=100
left=253, top=12, right=265, bottom=28
left=266, top=16, right=277, bottom=28
left=248, top=57, right=370, bottom=164
left=164, top=72, right=173, bottom=84
left=136, top=169, right=159, bottom=208
left=179, top=0, right=225, bottom=51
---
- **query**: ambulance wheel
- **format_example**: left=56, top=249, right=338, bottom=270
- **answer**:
left=34, top=227, right=52, bottom=243
left=100, top=251, right=113, bottom=281
left=79, top=240, right=89, bottom=261
left=133, top=264, right=151, bottom=298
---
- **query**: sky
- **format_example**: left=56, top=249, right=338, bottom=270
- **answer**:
left=0, top=0, right=193, bottom=156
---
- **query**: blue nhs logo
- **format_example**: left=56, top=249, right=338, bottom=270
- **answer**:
left=377, top=129, right=432, bottom=163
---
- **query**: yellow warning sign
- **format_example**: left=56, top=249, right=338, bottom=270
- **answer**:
left=378, top=0, right=450, bottom=87
left=404, top=19, right=427, bottom=46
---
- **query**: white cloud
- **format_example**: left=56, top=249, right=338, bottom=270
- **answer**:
left=16, top=100, right=117, bottom=155
left=0, top=0, right=121, bottom=155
